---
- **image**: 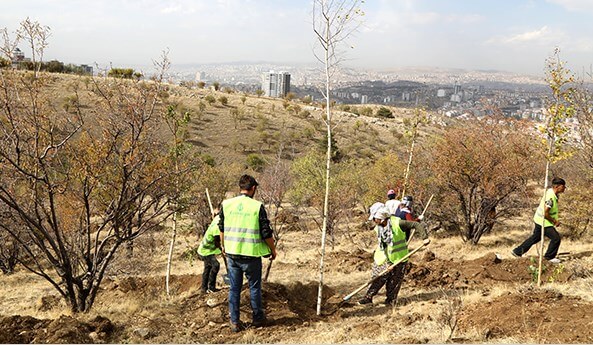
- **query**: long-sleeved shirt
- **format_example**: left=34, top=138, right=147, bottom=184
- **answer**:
left=398, top=219, right=428, bottom=240
left=218, top=193, right=274, bottom=240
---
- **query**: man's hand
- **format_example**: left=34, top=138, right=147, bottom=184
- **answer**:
left=270, top=248, right=277, bottom=261
left=423, top=238, right=431, bottom=246
left=554, top=220, right=561, bottom=227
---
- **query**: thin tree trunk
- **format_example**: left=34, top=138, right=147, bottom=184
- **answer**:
left=166, top=136, right=180, bottom=296
left=537, top=148, right=553, bottom=287
left=317, top=25, right=332, bottom=316
left=401, top=138, right=416, bottom=198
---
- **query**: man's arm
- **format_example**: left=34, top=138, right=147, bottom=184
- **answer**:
left=218, top=205, right=225, bottom=253
left=399, top=220, right=430, bottom=244
left=544, top=200, right=559, bottom=226
left=259, top=205, right=277, bottom=259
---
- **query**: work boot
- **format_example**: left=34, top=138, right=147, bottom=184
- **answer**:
left=547, top=258, right=561, bottom=264
left=511, top=250, right=521, bottom=258
left=207, top=287, right=221, bottom=293
left=383, top=298, right=395, bottom=306
left=358, top=296, right=372, bottom=305
left=252, top=317, right=268, bottom=328
left=230, top=321, right=245, bottom=333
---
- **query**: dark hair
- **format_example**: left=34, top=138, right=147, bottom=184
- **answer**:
left=552, top=177, right=566, bottom=186
left=239, top=174, right=258, bottom=190
left=387, top=194, right=396, bottom=200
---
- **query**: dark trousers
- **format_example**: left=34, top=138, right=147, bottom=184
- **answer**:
left=365, top=261, right=407, bottom=303
left=199, top=254, right=220, bottom=291
left=513, top=223, right=561, bottom=260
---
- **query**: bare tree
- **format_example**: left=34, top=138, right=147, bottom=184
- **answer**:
left=0, top=19, right=177, bottom=312
left=312, top=0, right=364, bottom=316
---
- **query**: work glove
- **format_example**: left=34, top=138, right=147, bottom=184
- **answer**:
left=423, top=238, right=431, bottom=245
left=417, top=215, right=424, bottom=221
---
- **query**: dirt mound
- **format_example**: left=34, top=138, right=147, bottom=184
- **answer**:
left=327, top=248, right=372, bottom=273
left=407, top=253, right=571, bottom=289
left=458, top=288, right=593, bottom=343
left=264, top=281, right=336, bottom=321
left=0, top=314, right=115, bottom=344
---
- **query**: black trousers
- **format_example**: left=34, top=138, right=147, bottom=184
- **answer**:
left=199, top=254, right=220, bottom=291
left=513, top=223, right=561, bottom=260
left=365, top=261, right=407, bottom=303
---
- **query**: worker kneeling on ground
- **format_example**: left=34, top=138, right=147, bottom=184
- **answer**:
left=359, top=203, right=430, bottom=306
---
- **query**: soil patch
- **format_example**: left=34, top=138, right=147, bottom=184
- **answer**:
left=0, top=314, right=115, bottom=344
left=458, top=288, right=593, bottom=343
left=407, top=252, right=572, bottom=289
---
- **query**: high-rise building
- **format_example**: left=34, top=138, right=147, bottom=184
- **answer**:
left=262, top=71, right=290, bottom=97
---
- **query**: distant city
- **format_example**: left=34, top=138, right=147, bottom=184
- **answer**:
left=3, top=46, right=567, bottom=121
left=173, top=62, right=553, bottom=121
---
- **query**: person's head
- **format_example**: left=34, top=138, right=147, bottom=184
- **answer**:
left=369, top=204, right=390, bottom=226
left=239, top=174, right=259, bottom=196
left=387, top=189, right=396, bottom=200
left=551, top=177, right=566, bottom=194
left=402, top=195, right=413, bottom=208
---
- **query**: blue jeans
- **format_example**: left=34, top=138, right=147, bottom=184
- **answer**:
left=227, top=256, right=264, bottom=324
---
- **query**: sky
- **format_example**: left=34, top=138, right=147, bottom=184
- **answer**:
left=2, top=0, right=593, bottom=76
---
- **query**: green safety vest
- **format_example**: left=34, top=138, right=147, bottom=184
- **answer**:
left=222, top=195, right=271, bottom=257
left=198, top=215, right=222, bottom=256
left=533, top=188, right=558, bottom=227
left=373, top=216, right=409, bottom=265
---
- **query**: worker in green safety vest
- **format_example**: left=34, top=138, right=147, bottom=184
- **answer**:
left=358, top=203, right=430, bottom=306
left=219, top=174, right=277, bottom=333
left=197, top=211, right=222, bottom=293
left=512, top=177, right=566, bottom=264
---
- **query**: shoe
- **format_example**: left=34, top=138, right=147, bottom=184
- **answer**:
left=230, top=321, right=245, bottom=333
left=206, top=287, right=221, bottom=293
left=384, top=298, right=395, bottom=306
left=548, top=258, right=561, bottom=264
left=511, top=250, right=521, bottom=258
left=252, top=317, right=268, bottom=327
left=357, top=296, right=372, bottom=305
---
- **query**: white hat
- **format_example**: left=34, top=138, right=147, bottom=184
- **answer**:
left=369, top=202, right=390, bottom=221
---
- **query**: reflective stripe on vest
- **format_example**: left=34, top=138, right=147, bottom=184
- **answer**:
left=373, top=217, right=409, bottom=265
left=198, top=215, right=222, bottom=256
left=222, top=195, right=271, bottom=257
left=533, top=188, right=558, bottom=227
left=387, top=217, right=409, bottom=263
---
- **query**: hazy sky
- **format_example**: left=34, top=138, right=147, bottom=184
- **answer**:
left=2, top=0, right=593, bottom=76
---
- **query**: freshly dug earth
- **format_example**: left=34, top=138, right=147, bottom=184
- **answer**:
left=0, top=315, right=114, bottom=344
left=407, top=251, right=572, bottom=289
left=458, top=288, right=593, bottom=343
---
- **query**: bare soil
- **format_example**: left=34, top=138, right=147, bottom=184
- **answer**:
left=3, top=223, right=593, bottom=343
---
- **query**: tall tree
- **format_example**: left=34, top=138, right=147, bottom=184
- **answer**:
left=312, top=0, right=364, bottom=315
left=0, top=19, right=176, bottom=312
left=536, top=49, right=575, bottom=286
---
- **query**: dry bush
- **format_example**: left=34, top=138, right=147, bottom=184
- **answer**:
left=416, top=118, right=540, bottom=244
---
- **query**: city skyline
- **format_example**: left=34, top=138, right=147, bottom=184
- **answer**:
left=2, top=0, right=593, bottom=76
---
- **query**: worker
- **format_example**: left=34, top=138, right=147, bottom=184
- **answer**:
left=197, top=210, right=222, bottom=293
left=219, top=174, right=278, bottom=332
left=385, top=189, right=400, bottom=216
left=512, top=177, right=566, bottom=264
left=394, top=195, right=424, bottom=241
left=359, top=203, right=430, bottom=306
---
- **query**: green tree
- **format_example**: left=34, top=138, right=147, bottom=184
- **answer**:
left=212, top=81, right=220, bottom=91
left=204, top=94, right=216, bottom=105
left=255, top=89, right=264, bottom=97
left=218, top=95, right=228, bottom=106
left=376, top=106, right=393, bottom=118
left=246, top=153, right=266, bottom=172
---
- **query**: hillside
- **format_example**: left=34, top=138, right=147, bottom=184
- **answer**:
left=3, top=72, right=593, bottom=344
